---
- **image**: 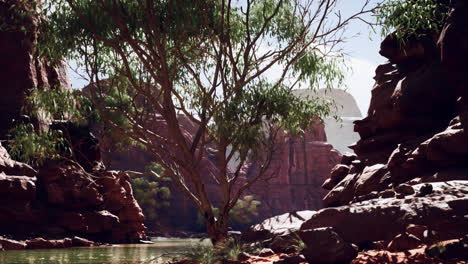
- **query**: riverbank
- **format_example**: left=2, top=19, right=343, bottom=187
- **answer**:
left=0, top=238, right=209, bottom=264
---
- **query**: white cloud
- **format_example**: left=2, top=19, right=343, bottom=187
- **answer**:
left=343, top=57, right=376, bottom=115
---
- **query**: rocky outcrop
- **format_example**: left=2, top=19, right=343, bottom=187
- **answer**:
left=0, top=142, right=146, bottom=245
left=243, top=2, right=468, bottom=263
left=321, top=1, right=468, bottom=208
left=0, top=0, right=71, bottom=138
left=0, top=0, right=146, bottom=246
left=301, top=181, right=468, bottom=248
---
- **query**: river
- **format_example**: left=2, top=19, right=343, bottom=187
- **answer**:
left=0, top=238, right=210, bottom=264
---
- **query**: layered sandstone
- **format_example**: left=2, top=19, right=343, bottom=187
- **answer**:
left=0, top=0, right=146, bottom=245
left=0, top=141, right=146, bottom=243
left=242, top=122, right=341, bottom=217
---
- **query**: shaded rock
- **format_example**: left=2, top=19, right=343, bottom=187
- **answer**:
left=241, top=211, right=315, bottom=243
left=303, top=181, right=468, bottom=247
left=274, top=254, right=306, bottom=264
left=300, top=227, right=358, bottom=264
left=26, top=238, right=73, bottom=249
left=394, top=184, right=415, bottom=196
left=330, top=165, right=350, bottom=184
left=0, top=145, right=36, bottom=177
left=340, top=153, right=357, bottom=166
left=0, top=173, right=36, bottom=200
left=406, top=224, right=427, bottom=241
left=416, top=183, right=433, bottom=197
left=37, top=161, right=104, bottom=209
left=237, top=252, right=252, bottom=261
left=380, top=189, right=395, bottom=198
left=368, top=241, right=386, bottom=250
left=387, top=233, right=422, bottom=252
left=258, top=248, right=275, bottom=257
left=83, top=211, right=120, bottom=234
left=322, top=178, right=335, bottom=190
left=426, top=236, right=468, bottom=260
left=0, top=237, right=26, bottom=250
left=71, top=236, right=96, bottom=247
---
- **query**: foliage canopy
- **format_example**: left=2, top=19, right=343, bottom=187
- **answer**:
left=376, top=0, right=449, bottom=41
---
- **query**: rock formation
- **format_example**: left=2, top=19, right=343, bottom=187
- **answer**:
left=0, top=140, right=146, bottom=245
left=242, top=122, right=341, bottom=217
left=0, top=0, right=146, bottom=247
left=242, top=1, right=468, bottom=263
left=0, top=0, right=71, bottom=138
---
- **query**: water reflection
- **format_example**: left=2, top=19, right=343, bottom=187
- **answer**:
left=0, top=238, right=209, bottom=264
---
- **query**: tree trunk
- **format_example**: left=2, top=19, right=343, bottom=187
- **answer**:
left=206, top=215, right=229, bottom=246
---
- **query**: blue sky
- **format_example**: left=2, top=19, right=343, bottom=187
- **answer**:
left=69, top=0, right=386, bottom=115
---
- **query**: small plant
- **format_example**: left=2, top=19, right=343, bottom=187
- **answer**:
left=183, top=243, right=219, bottom=264
left=7, top=123, right=71, bottom=166
left=291, top=233, right=307, bottom=252
left=181, top=238, right=256, bottom=264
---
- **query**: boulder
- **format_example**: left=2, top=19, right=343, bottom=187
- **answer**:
left=387, top=233, right=422, bottom=252
left=0, top=173, right=36, bottom=200
left=258, top=248, right=275, bottom=257
left=37, top=161, right=104, bottom=209
left=0, top=237, right=26, bottom=250
left=71, top=236, right=96, bottom=247
left=26, top=238, right=70, bottom=249
left=299, top=227, right=358, bottom=264
left=303, top=181, right=468, bottom=247
left=241, top=211, right=315, bottom=243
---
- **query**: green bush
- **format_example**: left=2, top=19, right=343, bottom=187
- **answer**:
left=7, top=123, right=70, bottom=166
left=131, top=162, right=171, bottom=229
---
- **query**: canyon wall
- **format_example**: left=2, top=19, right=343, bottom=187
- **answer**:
left=321, top=1, right=468, bottom=207
left=0, top=0, right=71, bottom=138
left=243, top=3, right=468, bottom=263
left=0, top=0, right=146, bottom=244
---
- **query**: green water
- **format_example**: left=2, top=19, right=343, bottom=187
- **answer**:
left=0, top=238, right=210, bottom=264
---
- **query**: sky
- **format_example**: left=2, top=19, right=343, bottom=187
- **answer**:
left=334, top=0, right=386, bottom=115
left=69, top=0, right=386, bottom=115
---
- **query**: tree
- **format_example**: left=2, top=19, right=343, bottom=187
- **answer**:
left=39, top=0, right=374, bottom=244
left=376, top=0, right=449, bottom=41
left=131, top=162, right=171, bottom=231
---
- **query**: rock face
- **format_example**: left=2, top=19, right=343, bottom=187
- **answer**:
left=0, top=1, right=146, bottom=245
left=321, top=1, right=468, bottom=208
left=244, top=2, right=468, bottom=263
left=242, top=122, right=341, bottom=217
left=0, top=143, right=146, bottom=243
left=0, top=0, right=71, bottom=138
left=301, top=181, right=468, bottom=247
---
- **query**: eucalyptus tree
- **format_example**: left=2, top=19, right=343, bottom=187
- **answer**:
left=39, top=0, right=374, bottom=244
left=376, top=0, right=449, bottom=40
